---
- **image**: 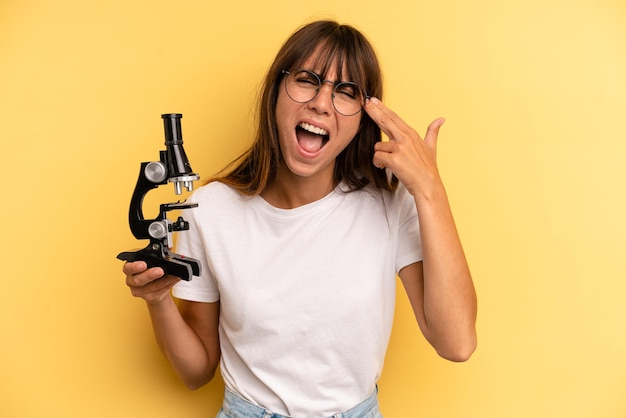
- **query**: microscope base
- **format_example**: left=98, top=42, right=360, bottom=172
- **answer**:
left=117, top=242, right=201, bottom=281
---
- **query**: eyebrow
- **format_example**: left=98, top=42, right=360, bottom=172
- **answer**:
left=300, top=67, right=354, bottom=85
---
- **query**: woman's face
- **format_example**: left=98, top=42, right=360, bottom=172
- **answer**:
left=274, top=56, right=362, bottom=184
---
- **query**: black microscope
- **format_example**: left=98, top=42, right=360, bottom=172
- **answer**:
left=117, top=114, right=201, bottom=281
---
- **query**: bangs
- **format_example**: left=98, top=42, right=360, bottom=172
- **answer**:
left=305, top=43, right=362, bottom=85
left=285, top=25, right=375, bottom=95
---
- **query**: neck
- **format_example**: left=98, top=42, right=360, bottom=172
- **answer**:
left=261, top=164, right=336, bottom=209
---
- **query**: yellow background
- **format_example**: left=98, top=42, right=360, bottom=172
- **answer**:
left=1, top=0, right=625, bottom=416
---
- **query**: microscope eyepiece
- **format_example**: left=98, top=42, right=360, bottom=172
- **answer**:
left=161, top=113, right=199, bottom=194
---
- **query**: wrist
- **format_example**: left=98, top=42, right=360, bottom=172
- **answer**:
left=412, top=176, right=447, bottom=206
left=145, top=291, right=175, bottom=309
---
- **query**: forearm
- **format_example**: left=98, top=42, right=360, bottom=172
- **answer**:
left=415, top=182, right=477, bottom=360
left=146, top=296, right=218, bottom=389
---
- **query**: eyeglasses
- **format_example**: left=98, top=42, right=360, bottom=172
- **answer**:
left=281, top=69, right=368, bottom=116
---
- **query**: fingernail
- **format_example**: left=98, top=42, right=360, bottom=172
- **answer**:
left=368, top=97, right=380, bottom=105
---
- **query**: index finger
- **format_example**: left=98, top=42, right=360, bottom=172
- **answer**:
left=123, top=260, right=148, bottom=275
left=364, top=97, right=418, bottom=142
left=125, top=264, right=166, bottom=287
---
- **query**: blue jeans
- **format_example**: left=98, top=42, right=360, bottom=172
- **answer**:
left=216, top=387, right=383, bottom=418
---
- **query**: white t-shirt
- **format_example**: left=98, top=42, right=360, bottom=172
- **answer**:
left=173, top=181, right=422, bottom=417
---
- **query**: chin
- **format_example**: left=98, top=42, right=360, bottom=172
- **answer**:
left=283, top=156, right=333, bottom=180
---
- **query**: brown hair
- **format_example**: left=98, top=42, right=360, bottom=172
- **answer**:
left=213, top=20, right=397, bottom=194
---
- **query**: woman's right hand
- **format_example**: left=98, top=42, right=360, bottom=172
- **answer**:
left=123, top=261, right=181, bottom=305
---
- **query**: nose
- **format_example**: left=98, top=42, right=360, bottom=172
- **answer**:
left=307, top=81, right=335, bottom=114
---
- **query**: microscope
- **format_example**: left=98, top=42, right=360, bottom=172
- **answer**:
left=117, top=113, right=202, bottom=281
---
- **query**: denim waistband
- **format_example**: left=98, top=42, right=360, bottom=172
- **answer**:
left=218, top=386, right=382, bottom=418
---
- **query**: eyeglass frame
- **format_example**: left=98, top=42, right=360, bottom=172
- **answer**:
left=281, top=69, right=370, bottom=116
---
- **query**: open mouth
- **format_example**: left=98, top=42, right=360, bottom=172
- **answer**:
left=296, top=122, right=330, bottom=154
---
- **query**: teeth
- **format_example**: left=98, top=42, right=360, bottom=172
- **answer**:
left=299, top=122, right=328, bottom=136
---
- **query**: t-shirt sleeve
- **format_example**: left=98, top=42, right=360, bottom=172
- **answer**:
left=171, top=191, right=220, bottom=303
left=394, top=184, right=423, bottom=272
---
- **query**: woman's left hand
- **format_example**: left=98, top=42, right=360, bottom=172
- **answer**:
left=364, top=97, right=445, bottom=199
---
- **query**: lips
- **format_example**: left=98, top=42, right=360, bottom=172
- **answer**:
left=296, top=122, right=329, bottom=155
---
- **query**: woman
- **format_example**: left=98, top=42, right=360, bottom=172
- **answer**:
left=124, top=20, right=477, bottom=418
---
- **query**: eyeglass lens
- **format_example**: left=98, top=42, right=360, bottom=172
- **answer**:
left=284, top=70, right=365, bottom=116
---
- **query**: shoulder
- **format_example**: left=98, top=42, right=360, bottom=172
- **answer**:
left=349, top=182, right=414, bottom=211
left=391, top=182, right=414, bottom=204
left=333, top=182, right=414, bottom=214
left=189, top=181, right=249, bottom=205
left=185, top=181, right=255, bottom=226
left=376, top=182, right=419, bottom=225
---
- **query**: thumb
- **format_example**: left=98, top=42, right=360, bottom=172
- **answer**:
left=424, top=118, right=445, bottom=144
left=424, top=117, right=445, bottom=155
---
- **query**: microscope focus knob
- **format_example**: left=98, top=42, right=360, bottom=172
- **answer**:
left=148, top=221, right=168, bottom=239
left=145, top=161, right=168, bottom=183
